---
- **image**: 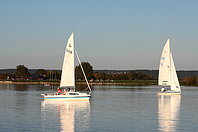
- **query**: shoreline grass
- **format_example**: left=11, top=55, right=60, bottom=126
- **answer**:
left=0, top=79, right=157, bottom=86
left=0, top=79, right=196, bottom=86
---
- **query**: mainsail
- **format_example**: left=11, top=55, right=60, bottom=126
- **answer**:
left=158, top=39, right=171, bottom=86
left=60, top=33, right=75, bottom=88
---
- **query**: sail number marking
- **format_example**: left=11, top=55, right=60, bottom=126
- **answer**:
left=66, top=48, right=72, bottom=54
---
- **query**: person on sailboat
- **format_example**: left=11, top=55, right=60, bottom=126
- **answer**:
left=161, top=87, right=165, bottom=92
left=57, top=87, right=62, bottom=95
left=63, top=89, right=67, bottom=95
left=70, top=89, right=75, bottom=92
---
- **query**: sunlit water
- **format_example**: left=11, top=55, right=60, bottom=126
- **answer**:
left=0, top=84, right=198, bottom=132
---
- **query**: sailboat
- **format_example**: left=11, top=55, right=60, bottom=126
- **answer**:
left=158, top=39, right=181, bottom=95
left=41, top=33, right=91, bottom=100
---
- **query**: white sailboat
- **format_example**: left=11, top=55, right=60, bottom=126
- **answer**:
left=158, top=39, right=181, bottom=95
left=41, top=33, right=91, bottom=100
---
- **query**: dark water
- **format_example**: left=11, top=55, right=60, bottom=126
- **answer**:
left=0, top=84, right=198, bottom=132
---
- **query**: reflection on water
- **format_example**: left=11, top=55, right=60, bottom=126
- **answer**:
left=158, top=95, right=181, bottom=132
left=41, top=100, right=90, bottom=132
left=2, top=84, right=198, bottom=131
left=14, top=84, right=28, bottom=91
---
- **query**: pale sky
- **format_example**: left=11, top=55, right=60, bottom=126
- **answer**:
left=0, top=0, right=198, bottom=70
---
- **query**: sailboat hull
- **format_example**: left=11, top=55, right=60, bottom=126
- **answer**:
left=42, top=95, right=91, bottom=101
left=157, top=91, right=181, bottom=95
left=41, top=92, right=91, bottom=101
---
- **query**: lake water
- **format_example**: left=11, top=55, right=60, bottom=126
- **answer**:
left=0, top=84, right=198, bottom=132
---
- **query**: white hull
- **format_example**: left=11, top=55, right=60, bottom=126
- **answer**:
left=41, top=92, right=91, bottom=101
left=157, top=91, right=181, bottom=95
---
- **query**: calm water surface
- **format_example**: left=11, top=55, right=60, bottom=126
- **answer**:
left=0, top=84, right=198, bottom=132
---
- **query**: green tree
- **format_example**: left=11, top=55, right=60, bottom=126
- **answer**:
left=0, top=73, right=9, bottom=79
left=45, top=70, right=61, bottom=80
left=15, top=65, right=29, bottom=77
left=75, top=62, right=94, bottom=80
left=36, top=69, right=46, bottom=75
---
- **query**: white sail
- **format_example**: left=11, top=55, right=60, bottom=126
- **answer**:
left=158, top=39, right=171, bottom=86
left=170, top=53, right=181, bottom=92
left=60, top=33, right=75, bottom=88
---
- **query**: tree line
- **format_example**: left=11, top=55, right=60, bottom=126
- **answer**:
left=1, top=63, right=197, bottom=85
left=182, top=76, right=198, bottom=86
left=0, top=63, right=154, bottom=81
left=0, top=65, right=61, bottom=80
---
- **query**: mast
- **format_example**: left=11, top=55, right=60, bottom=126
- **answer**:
left=169, top=39, right=172, bottom=87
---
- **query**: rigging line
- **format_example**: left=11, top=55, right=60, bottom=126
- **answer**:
left=75, top=49, right=91, bottom=92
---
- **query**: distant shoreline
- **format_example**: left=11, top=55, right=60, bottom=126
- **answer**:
left=0, top=80, right=196, bottom=86
left=0, top=80, right=60, bottom=85
left=0, top=80, right=157, bottom=86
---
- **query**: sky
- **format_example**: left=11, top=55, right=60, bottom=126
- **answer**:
left=0, top=0, right=198, bottom=70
